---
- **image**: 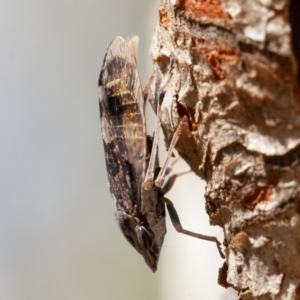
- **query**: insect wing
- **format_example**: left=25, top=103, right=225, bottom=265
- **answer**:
left=98, top=37, right=167, bottom=272
left=98, top=36, right=146, bottom=217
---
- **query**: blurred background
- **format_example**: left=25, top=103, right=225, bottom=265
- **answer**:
left=0, top=0, right=236, bottom=299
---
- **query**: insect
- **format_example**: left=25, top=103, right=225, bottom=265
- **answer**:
left=98, top=36, right=224, bottom=272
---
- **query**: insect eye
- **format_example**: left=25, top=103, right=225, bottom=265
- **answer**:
left=136, top=226, right=154, bottom=249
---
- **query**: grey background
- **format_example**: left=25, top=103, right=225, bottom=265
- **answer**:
left=0, top=0, right=236, bottom=299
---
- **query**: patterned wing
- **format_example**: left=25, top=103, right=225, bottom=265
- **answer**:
left=98, top=36, right=146, bottom=214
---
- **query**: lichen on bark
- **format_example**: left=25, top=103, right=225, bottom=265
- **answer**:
left=149, top=0, right=300, bottom=299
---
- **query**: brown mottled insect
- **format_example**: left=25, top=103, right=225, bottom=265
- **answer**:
left=98, top=36, right=223, bottom=272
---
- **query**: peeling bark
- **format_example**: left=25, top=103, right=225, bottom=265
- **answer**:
left=149, top=0, right=300, bottom=299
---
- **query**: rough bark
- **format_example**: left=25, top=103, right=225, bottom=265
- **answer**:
left=149, top=0, right=300, bottom=299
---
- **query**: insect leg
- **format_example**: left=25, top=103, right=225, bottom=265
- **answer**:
left=155, top=116, right=189, bottom=188
left=143, top=60, right=175, bottom=190
left=162, top=196, right=225, bottom=258
left=161, top=168, right=191, bottom=195
left=142, top=74, right=154, bottom=99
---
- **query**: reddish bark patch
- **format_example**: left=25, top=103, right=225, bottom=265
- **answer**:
left=242, top=185, right=274, bottom=210
left=182, top=0, right=229, bottom=19
left=200, top=41, right=239, bottom=79
left=159, top=7, right=170, bottom=29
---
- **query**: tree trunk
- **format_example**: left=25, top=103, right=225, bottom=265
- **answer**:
left=149, top=0, right=300, bottom=299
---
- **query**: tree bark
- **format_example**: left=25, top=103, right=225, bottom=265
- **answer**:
left=149, top=0, right=300, bottom=299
